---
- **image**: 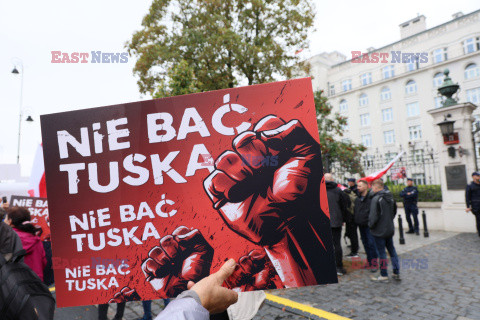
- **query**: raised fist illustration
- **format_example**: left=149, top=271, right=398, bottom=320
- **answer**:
left=225, top=249, right=283, bottom=291
left=142, top=226, right=214, bottom=298
left=204, top=115, right=336, bottom=287
left=109, top=287, right=141, bottom=303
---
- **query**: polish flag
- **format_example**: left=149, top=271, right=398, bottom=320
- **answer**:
left=28, top=144, right=47, bottom=197
left=295, top=49, right=303, bottom=55
left=337, top=183, right=347, bottom=190
left=361, top=151, right=405, bottom=183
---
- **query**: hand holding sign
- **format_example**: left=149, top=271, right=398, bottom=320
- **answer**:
left=141, top=226, right=214, bottom=297
left=204, top=115, right=332, bottom=287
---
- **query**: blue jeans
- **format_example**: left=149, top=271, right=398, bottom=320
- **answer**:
left=373, top=236, right=400, bottom=277
left=142, top=299, right=170, bottom=319
left=359, top=226, right=378, bottom=268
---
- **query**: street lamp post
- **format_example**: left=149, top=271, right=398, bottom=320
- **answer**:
left=12, top=61, right=24, bottom=164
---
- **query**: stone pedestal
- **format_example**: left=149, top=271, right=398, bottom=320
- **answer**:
left=427, top=103, right=477, bottom=232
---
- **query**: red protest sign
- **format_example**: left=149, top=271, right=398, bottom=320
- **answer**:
left=10, top=195, right=50, bottom=241
left=391, top=167, right=407, bottom=181
left=40, top=78, right=337, bottom=308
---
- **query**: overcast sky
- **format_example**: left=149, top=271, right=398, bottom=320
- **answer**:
left=0, top=0, right=479, bottom=175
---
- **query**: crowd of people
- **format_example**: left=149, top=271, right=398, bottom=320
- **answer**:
left=325, top=174, right=423, bottom=282
left=3, top=171, right=480, bottom=319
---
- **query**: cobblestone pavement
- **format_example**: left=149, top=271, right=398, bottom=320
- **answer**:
left=254, top=232, right=480, bottom=320
left=115, top=231, right=479, bottom=320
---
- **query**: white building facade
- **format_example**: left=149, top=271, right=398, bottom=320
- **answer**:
left=307, top=10, right=480, bottom=184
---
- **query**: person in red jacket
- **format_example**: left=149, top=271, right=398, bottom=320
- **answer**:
left=5, top=206, right=47, bottom=281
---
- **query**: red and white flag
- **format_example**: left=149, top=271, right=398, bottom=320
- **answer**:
left=361, top=151, right=405, bottom=183
left=28, top=144, right=47, bottom=197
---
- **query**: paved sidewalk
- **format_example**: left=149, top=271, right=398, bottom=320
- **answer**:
left=116, top=229, right=464, bottom=320
left=60, top=229, right=471, bottom=320
left=255, top=232, right=480, bottom=320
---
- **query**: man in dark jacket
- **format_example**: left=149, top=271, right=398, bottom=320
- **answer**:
left=354, top=180, right=378, bottom=272
left=325, top=173, right=350, bottom=276
left=368, top=179, right=400, bottom=282
left=465, top=172, right=480, bottom=236
left=399, top=178, right=419, bottom=235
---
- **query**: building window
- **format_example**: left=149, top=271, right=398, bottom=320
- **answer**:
left=434, top=96, right=444, bottom=108
left=385, top=152, right=395, bottom=162
left=382, top=65, right=394, bottom=79
left=359, top=93, right=369, bottom=106
left=342, top=119, right=349, bottom=131
left=329, top=84, right=335, bottom=96
left=342, top=138, right=351, bottom=144
left=463, top=37, right=480, bottom=54
left=342, top=79, right=352, bottom=92
left=412, top=173, right=425, bottom=185
left=363, top=154, right=374, bottom=168
left=384, top=130, right=395, bottom=144
left=467, top=87, right=480, bottom=104
left=405, top=80, right=417, bottom=95
left=339, top=99, right=348, bottom=112
left=407, top=56, right=419, bottom=71
left=433, top=72, right=443, bottom=87
left=380, top=87, right=391, bottom=101
left=361, top=134, right=372, bottom=147
left=407, top=102, right=420, bottom=117
left=465, top=63, right=480, bottom=80
left=473, top=114, right=480, bottom=129
left=360, top=113, right=371, bottom=127
left=360, top=72, right=372, bottom=86
left=433, top=48, right=448, bottom=63
left=412, top=149, right=424, bottom=162
left=409, top=125, right=422, bottom=141
left=382, top=108, right=393, bottom=122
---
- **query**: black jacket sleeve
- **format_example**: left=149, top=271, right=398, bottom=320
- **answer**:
left=466, top=184, right=472, bottom=208
left=368, top=197, right=380, bottom=229
left=339, top=190, right=350, bottom=222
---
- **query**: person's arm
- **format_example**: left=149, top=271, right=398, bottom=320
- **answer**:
left=399, top=188, right=406, bottom=198
left=412, top=187, right=418, bottom=202
left=338, top=190, right=350, bottom=221
left=155, top=291, right=208, bottom=320
left=466, top=185, right=472, bottom=212
left=368, top=198, right=379, bottom=229
left=155, top=259, right=238, bottom=320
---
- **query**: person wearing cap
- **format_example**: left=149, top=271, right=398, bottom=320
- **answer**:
left=347, top=178, right=358, bottom=195
left=465, top=172, right=480, bottom=236
left=399, top=178, right=419, bottom=235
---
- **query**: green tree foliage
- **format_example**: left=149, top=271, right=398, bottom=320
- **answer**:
left=314, top=90, right=366, bottom=174
left=126, top=0, right=315, bottom=98
left=387, top=183, right=442, bottom=202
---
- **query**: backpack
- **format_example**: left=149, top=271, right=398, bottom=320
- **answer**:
left=341, top=189, right=356, bottom=223
left=376, top=196, right=397, bottom=219
left=0, top=250, right=55, bottom=320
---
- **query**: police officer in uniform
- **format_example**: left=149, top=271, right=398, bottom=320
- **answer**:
left=466, top=171, right=480, bottom=237
left=400, top=178, right=419, bottom=235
